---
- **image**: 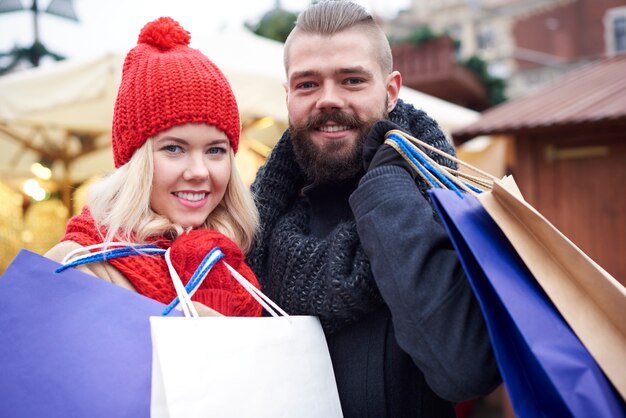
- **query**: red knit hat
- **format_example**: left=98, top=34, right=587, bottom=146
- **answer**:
left=112, top=17, right=240, bottom=167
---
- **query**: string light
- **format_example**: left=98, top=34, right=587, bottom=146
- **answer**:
left=22, top=179, right=47, bottom=201
left=30, top=162, right=52, bottom=180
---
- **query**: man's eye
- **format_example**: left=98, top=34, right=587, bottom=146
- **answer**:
left=297, top=81, right=317, bottom=89
left=345, top=78, right=364, bottom=85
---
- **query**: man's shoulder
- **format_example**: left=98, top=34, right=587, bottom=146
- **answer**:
left=390, top=99, right=456, bottom=159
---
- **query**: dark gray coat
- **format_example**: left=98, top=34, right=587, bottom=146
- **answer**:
left=247, top=100, right=501, bottom=417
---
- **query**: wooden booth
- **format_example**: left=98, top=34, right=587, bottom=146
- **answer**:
left=453, top=54, right=626, bottom=285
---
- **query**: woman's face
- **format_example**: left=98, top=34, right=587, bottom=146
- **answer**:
left=150, top=123, right=231, bottom=228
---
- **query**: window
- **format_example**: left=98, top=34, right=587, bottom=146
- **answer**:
left=615, top=16, right=626, bottom=52
left=477, top=28, right=495, bottom=50
left=605, top=7, right=626, bottom=55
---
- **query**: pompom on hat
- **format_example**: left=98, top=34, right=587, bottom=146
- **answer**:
left=112, top=17, right=240, bottom=167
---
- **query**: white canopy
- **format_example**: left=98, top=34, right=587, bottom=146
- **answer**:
left=0, top=28, right=489, bottom=187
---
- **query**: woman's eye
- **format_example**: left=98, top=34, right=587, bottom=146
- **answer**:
left=207, top=146, right=227, bottom=155
left=161, top=144, right=183, bottom=153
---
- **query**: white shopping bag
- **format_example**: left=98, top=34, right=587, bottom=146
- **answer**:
left=150, top=249, right=344, bottom=418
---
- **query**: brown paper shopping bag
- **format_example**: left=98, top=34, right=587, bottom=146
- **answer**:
left=476, top=176, right=626, bottom=400
left=383, top=128, right=626, bottom=401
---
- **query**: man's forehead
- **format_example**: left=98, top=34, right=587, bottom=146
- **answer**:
left=286, top=31, right=378, bottom=77
left=289, top=65, right=372, bottom=79
left=287, top=28, right=371, bottom=57
left=289, top=28, right=369, bottom=48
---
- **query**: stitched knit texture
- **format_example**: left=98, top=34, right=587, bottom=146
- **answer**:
left=112, top=16, right=240, bottom=167
left=63, top=208, right=261, bottom=317
left=247, top=99, right=457, bottom=333
left=169, top=229, right=262, bottom=317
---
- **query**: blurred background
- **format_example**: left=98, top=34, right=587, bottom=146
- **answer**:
left=1, top=0, right=625, bottom=417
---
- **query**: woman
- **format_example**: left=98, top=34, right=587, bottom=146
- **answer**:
left=45, top=16, right=260, bottom=317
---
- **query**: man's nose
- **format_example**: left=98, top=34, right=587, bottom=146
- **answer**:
left=315, top=83, right=344, bottom=111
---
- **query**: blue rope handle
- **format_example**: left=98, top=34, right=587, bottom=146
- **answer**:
left=55, top=245, right=165, bottom=273
left=161, top=247, right=224, bottom=316
left=386, top=133, right=440, bottom=188
left=387, top=133, right=484, bottom=196
left=387, top=133, right=465, bottom=197
left=55, top=242, right=227, bottom=316
left=398, top=133, right=485, bottom=194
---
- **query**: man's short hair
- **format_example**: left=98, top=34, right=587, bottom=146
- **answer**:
left=284, top=0, right=393, bottom=74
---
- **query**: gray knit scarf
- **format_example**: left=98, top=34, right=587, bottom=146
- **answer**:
left=247, top=99, right=456, bottom=334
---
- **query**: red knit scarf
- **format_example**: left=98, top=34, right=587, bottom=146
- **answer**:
left=62, top=207, right=261, bottom=317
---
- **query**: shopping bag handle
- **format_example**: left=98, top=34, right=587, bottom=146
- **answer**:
left=161, top=247, right=224, bottom=316
left=57, top=242, right=290, bottom=318
left=383, top=129, right=498, bottom=196
left=163, top=247, right=289, bottom=318
left=164, top=248, right=200, bottom=318
left=56, top=243, right=166, bottom=273
left=223, top=262, right=289, bottom=318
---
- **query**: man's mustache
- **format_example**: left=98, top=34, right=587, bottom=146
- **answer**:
left=297, top=110, right=363, bottom=131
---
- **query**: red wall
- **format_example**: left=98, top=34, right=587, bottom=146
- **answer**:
left=513, top=0, right=625, bottom=69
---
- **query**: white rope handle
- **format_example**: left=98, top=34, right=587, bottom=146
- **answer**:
left=223, top=262, right=289, bottom=318
left=61, top=241, right=141, bottom=265
left=163, top=247, right=289, bottom=318
left=164, top=248, right=199, bottom=318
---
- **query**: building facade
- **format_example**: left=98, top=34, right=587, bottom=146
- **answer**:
left=386, top=0, right=626, bottom=100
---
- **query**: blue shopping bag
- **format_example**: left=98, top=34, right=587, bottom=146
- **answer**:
left=429, top=189, right=625, bottom=418
left=0, top=249, right=182, bottom=418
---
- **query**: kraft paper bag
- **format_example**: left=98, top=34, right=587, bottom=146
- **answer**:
left=382, top=128, right=625, bottom=410
left=477, top=176, right=626, bottom=400
left=0, top=249, right=182, bottom=418
left=429, top=189, right=625, bottom=418
left=385, top=128, right=625, bottom=402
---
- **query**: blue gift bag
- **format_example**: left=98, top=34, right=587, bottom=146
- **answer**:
left=0, top=249, right=182, bottom=418
left=429, top=189, right=625, bottom=418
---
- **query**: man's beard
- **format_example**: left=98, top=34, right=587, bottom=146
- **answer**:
left=290, top=106, right=388, bottom=184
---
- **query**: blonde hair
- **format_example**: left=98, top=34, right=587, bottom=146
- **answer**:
left=88, top=139, right=259, bottom=252
left=284, top=0, right=393, bottom=74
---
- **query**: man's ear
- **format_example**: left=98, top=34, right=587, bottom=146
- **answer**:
left=283, top=81, right=289, bottom=107
left=385, top=70, right=402, bottom=112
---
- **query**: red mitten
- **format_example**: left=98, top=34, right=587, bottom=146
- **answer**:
left=169, top=229, right=262, bottom=317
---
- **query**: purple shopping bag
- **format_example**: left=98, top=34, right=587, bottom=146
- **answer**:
left=429, top=189, right=625, bottom=418
left=0, top=249, right=181, bottom=418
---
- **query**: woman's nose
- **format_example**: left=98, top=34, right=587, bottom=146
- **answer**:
left=183, top=154, right=209, bottom=180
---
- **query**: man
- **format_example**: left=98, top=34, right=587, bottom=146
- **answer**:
left=247, top=1, right=501, bottom=417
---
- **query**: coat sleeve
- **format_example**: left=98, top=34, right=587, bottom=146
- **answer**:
left=349, top=165, right=501, bottom=402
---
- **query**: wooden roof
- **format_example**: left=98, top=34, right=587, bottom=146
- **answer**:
left=452, top=53, right=626, bottom=142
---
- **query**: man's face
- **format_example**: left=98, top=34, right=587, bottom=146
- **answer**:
left=284, top=28, right=401, bottom=183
